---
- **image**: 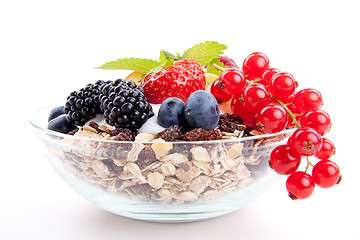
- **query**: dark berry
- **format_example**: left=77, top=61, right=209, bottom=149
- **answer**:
left=64, top=80, right=105, bottom=126
left=100, top=79, right=154, bottom=132
left=184, top=90, right=220, bottom=131
left=48, top=106, right=65, bottom=122
left=157, top=97, right=186, bottom=128
left=47, top=114, right=77, bottom=134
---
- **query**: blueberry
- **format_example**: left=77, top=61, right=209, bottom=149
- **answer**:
left=157, top=97, right=186, bottom=128
left=48, top=106, right=65, bottom=122
left=184, top=90, right=220, bottom=131
left=48, top=114, right=77, bottom=134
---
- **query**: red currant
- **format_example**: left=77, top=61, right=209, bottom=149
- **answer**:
left=286, top=171, right=315, bottom=200
left=268, top=72, right=296, bottom=101
left=242, top=52, right=269, bottom=80
left=259, top=68, right=281, bottom=86
left=269, top=145, right=301, bottom=175
left=243, top=83, right=270, bottom=113
left=218, top=68, right=246, bottom=96
left=300, top=109, right=331, bottom=136
left=231, top=95, right=257, bottom=128
left=287, top=127, right=323, bottom=156
left=256, top=104, right=288, bottom=133
left=210, top=78, right=233, bottom=103
left=294, top=88, right=322, bottom=112
left=312, top=160, right=341, bottom=188
left=315, top=138, right=335, bottom=160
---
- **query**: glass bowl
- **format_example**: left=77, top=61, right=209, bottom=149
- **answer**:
left=29, top=105, right=294, bottom=222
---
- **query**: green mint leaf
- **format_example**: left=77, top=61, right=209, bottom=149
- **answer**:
left=206, top=58, right=229, bottom=76
left=96, top=58, right=161, bottom=72
left=182, top=41, right=227, bottom=66
left=160, top=50, right=177, bottom=63
left=148, top=58, right=174, bottom=75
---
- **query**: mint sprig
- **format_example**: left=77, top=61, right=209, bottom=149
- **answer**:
left=182, top=41, right=227, bottom=66
left=96, top=58, right=160, bottom=72
left=96, top=41, right=227, bottom=73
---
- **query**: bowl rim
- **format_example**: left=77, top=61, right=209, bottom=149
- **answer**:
left=29, top=105, right=295, bottom=145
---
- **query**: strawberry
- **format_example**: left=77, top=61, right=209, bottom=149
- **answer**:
left=140, top=59, right=206, bottom=104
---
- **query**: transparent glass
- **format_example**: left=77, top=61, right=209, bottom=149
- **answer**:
left=29, top=105, right=294, bottom=222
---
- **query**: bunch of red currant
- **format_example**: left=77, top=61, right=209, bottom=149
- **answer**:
left=210, top=52, right=341, bottom=200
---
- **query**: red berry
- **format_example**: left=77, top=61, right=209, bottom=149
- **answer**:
left=140, top=59, right=206, bottom=104
left=294, top=88, right=322, bottom=112
left=312, top=160, right=340, bottom=188
left=287, top=127, right=323, bottom=156
left=286, top=171, right=315, bottom=200
left=242, top=52, right=269, bottom=80
left=256, top=104, right=288, bottom=133
left=243, top=83, right=270, bottom=113
left=315, top=138, right=335, bottom=160
left=210, top=78, right=233, bottom=103
left=269, top=145, right=301, bottom=175
left=268, top=72, right=296, bottom=101
left=218, top=68, right=246, bottom=96
left=219, top=55, right=239, bottom=69
left=259, top=68, right=281, bottom=86
left=230, top=95, right=256, bottom=128
left=300, top=109, right=331, bottom=136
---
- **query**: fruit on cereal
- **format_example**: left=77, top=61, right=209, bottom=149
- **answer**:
left=242, top=52, right=269, bottom=81
left=184, top=90, right=220, bottom=131
left=99, top=79, right=154, bottom=131
left=97, top=41, right=227, bottom=104
left=48, top=106, right=65, bottom=122
left=140, top=59, right=206, bottom=104
left=218, top=55, right=239, bottom=69
left=157, top=97, right=186, bottom=128
left=218, top=68, right=246, bottom=96
left=47, top=114, right=76, bottom=134
left=209, top=78, right=233, bottom=103
left=208, top=50, right=340, bottom=200
left=64, top=80, right=105, bottom=126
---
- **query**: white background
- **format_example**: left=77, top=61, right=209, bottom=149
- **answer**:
left=1, top=0, right=359, bottom=239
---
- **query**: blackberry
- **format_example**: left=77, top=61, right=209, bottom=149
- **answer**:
left=100, top=79, right=154, bottom=132
left=64, top=80, right=105, bottom=126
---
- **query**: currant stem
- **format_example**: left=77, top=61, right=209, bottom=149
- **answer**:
left=246, top=79, right=263, bottom=84
left=305, top=157, right=310, bottom=172
left=271, top=95, right=301, bottom=128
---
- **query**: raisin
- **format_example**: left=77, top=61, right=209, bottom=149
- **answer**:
left=136, top=146, right=157, bottom=169
left=130, top=183, right=153, bottom=197
left=113, top=133, right=132, bottom=141
left=154, top=125, right=181, bottom=142
left=218, top=113, right=245, bottom=133
left=89, top=121, right=101, bottom=132
left=68, top=128, right=79, bottom=135
left=220, top=113, right=243, bottom=124
left=110, top=128, right=135, bottom=141
left=180, top=128, right=207, bottom=141
left=198, top=129, right=222, bottom=141
left=218, top=119, right=238, bottom=132
left=102, top=159, right=123, bottom=175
